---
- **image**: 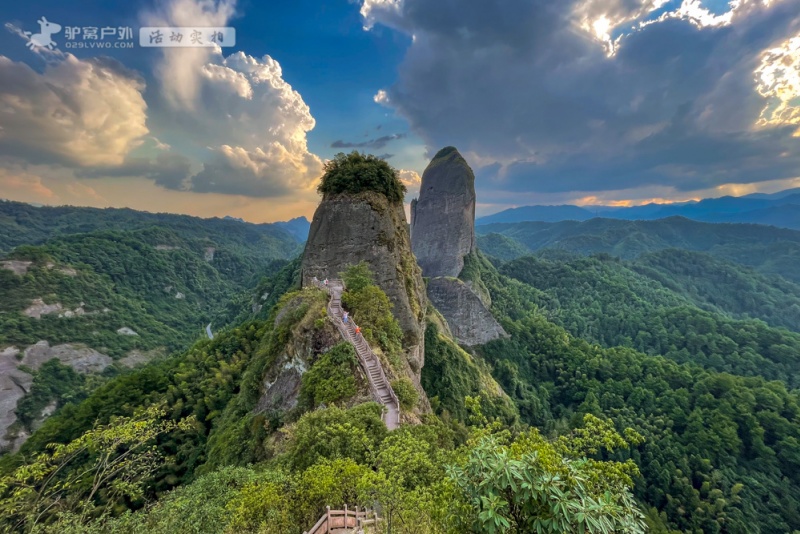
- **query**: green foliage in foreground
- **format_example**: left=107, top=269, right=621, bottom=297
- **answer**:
left=3, top=321, right=266, bottom=492
left=450, top=411, right=645, bottom=534
left=317, top=152, right=406, bottom=203
left=1, top=401, right=645, bottom=534
left=0, top=406, right=193, bottom=533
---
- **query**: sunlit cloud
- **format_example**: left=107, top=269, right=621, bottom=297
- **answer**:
left=755, top=34, right=800, bottom=132
left=0, top=54, right=148, bottom=167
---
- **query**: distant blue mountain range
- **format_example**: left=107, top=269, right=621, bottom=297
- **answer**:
left=476, top=188, right=800, bottom=229
left=273, top=216, right=311, bottom=241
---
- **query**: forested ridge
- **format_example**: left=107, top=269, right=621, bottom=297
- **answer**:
left=498, top=254, right=800, bottom=385
left=472, top=253, right=800, bottom=532
left=477, top=216, right=800, bottom=282
left=0, top=206, right=302, bottom=451
left=0, top=199, right=301, bottom=258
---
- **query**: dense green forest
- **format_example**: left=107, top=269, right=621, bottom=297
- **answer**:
left=0, top=273, right=648, bottom=533
left=3, top=248, right=800, bottom=532
left=476, top=216, right=800, bottom=282
left=470, top=254, right=800, bottom=532
left=497, top=254, right=800, bottom=385
left=0, top=200, right=301, bottom=259
left=0, top=205, right=302, bottom=450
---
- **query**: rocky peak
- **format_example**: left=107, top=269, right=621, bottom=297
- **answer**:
left=301, top=189, right=428, bottom=378
left=410, top=146, right=477, bottom=278
left=411, top=147, right=505, bottom=346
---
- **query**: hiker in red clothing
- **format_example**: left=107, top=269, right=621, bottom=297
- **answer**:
left=355, top=326, right=361, bottom=335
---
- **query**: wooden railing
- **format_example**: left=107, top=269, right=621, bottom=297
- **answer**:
left=303, top=505, right=380, bottom=534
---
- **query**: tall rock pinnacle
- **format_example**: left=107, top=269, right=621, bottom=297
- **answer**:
left=411, top=146, right=506, bottom=346
left=410, top=146, right=477, bottom=278
left=301, top=155, right=428, bottom=386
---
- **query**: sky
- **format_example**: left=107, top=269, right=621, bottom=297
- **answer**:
left=0, top=0, right=799, bottom=222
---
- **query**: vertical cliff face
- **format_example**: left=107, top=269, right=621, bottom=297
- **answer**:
left=411, top=146, right=505, bottom=346
left=410, top=147, right=477, bottom=278
left=301, top=190, right=428, bottom=376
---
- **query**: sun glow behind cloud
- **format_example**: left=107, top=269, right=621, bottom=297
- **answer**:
left=574, top=0, right=786, bottom=56
left=755, top=34, right=800, bottom=133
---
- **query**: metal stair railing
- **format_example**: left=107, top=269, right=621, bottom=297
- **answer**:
left=311, top=278, right=401, bottom=428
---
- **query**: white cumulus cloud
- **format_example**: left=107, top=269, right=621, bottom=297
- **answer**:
left=143, top=0, right=323, bottom=198
left=0, top=54, right=148, bottom=167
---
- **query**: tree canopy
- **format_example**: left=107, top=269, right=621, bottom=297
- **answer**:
left=317, top=152, right=406, bottom=203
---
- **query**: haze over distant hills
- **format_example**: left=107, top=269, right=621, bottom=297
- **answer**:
left=477, top=187, right=800, bottom=229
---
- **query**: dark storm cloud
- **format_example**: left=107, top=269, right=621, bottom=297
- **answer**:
left=365, top=0, right=800, bottom=197
left=331, top=133, right=406, bottom=149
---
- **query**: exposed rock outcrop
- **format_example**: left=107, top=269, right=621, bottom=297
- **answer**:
left=427, top=278, right=506, bottom=347
left=24, top=298, right=63, bottom=319
left=116, top=327, right=139, bottom=336
left=255, top=291, right=343, bottom=415
left=0, top=346, right=32, bottom=452
left=411, top=147, right=505, bottom=346
left=411, top=147, right=477, bottom=278
left=1, top=260, right=32, bottom=276
left=301, top=190, right=428, bottom=379
left=1, top=342, right=115, bottom=452
left=21, top=340, right=113, bottom=374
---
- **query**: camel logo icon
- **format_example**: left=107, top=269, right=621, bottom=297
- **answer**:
left=24, top=17, right=62, bottom=50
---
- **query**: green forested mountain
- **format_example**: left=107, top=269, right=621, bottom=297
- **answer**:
left=499, top=254, right=800, bottom=385
left=632, top=249, right=800, bottom=332
left=0, top=204, right=302, bottom=452
left=473, top=256, right=800, bottom=532
left=0, top=200, right=301, bottom=259
left=477, top=216, right=800, bottom=282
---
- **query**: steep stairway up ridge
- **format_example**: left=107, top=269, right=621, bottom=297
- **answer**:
left=312, top=279, right=400, bottom=430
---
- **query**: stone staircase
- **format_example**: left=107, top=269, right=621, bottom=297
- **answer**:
left=314, top=279, right=400, bottom=430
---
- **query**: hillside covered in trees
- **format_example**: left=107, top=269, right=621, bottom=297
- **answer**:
left=0, top=203, right=303, bottom=452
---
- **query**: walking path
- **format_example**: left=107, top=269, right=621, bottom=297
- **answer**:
left=313, top=279, right=400, bottom=430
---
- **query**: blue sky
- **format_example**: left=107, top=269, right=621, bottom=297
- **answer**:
left=0, top=0, right=799, bottom=221
left=0, top=0, right=423, bottom=164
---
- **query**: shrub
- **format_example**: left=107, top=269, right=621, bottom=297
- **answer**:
left=283, top=403, right=387, bottom=471
left=317, top=152, right=406, bottom=203
left=340, top=261, right=373, bottom=293
left=300, top=343, right=358, bottom=408
left=391, top=378, right=419, bottom=411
